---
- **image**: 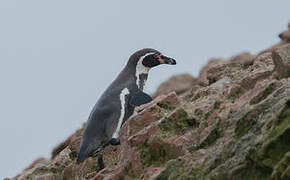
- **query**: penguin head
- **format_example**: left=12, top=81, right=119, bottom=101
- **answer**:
left=139, top=49, right=176, bottom=68
left=127, top=48, right=176, bottom=69
left=127, top=48, right=176, bottom=89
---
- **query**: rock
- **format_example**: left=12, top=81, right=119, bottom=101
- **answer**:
left=229, top=52, right=255, bottom=66
left=205, top=52, right=255, bottom=86
left=279, top=23, right=290, bottom=43
left=272, top=44, right=290, bottom=79
left=198, top=58, right=225, bottom=86
left=249, top=80, right=278, bottom=105
left=51, top=147, right=71, bottom=167
left=240, top=51, right=275, bottom=90
left=51, top=136, right=71, bottom=160
left=271, top=151, right=290, bottom=179
left=34, top=174, right=55, bottom=180
left=143, top=167, right=165, bottom=180
left=153, top=74, right=197, bottom=97
left=12, top=158, right=49, bottom=180
left=23, top=158, right=47, bottom=172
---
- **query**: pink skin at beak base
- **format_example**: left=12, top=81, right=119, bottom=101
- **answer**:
left=157, top=54, right=165, bottom=64
left=158, top=58, right=165, bottom=64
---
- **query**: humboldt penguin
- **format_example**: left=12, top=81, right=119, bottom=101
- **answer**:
left=77, top=48, right=176, bottom=167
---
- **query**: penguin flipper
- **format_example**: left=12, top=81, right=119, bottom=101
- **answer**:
left=130, top=86, right=152, bottom=106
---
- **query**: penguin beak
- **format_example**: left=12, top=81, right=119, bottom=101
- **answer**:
left=158, top=55, right=177, bottom=65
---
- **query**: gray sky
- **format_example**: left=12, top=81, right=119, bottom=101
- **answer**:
left=0, top=0, right=289, bottom=178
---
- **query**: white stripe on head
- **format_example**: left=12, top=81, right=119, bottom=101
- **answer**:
left=112, top=88, right=130, bottom=139
left=136, top=52, right=155, bottom=88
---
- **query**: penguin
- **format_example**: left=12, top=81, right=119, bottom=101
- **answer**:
left=76, top=48, right=176, bottom=166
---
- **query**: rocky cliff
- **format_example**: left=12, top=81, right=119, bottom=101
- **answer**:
left=10, top=24, right=290, bottom=180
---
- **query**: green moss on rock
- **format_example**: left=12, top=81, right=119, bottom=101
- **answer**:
left=227, top=160, right=272, bottom=180
left=255, top=100, right=290, bottom=169
left=157, top=101, right=176, bottom=111
left=139, top=140, right=166, bottom=167
left=156, top=159, right=203, bottom=180
left=250, top=82, right=278, bottom=105
left=200, top=125, right=220, bottom=149
left=228, top=86, right=243, bottom=103
left=122, top=162, right=139, bottom=179
left=158, top=108, right=196, bottom=139
left=139, top=138, right=183, bottom=168
left=156, top=160, right=185, bottom=180
left=272, top=45, right=290, bottom=79
left=26, top=165, right=63, bottom=180
left=235, top=109, right=259, bottom=137
left=214, top=101, right=222, bottom=109
left=272, top=152, right=290, bottom=179
left=51, top=140, right=70, bottom=160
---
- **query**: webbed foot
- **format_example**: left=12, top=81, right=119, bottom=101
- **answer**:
left=97, top=155, right=105, bottom=170
left=110, top=138, right=120, bottom=145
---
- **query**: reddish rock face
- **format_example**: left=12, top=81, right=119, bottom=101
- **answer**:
left=279, top=23, right=290, bottom=43
left=198, top=58, right=226, bottom=86
left=272, top=44, right=290, bottom=79
left=11, top=25, right=290, bottom=180
left=229, top=52, right=255, bottom=65
left=153, top=74, right=197, bottom=97
left=143, top=167, right=165, bottom=180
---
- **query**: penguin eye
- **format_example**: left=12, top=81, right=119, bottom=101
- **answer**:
left=142, top=54, right=159, bottom=68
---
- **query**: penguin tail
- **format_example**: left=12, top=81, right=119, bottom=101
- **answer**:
left=76, top=140, right=97, bottom=164
left=76, top=148, right=89, bottom=164
left=77, top=146, right=89, bottom=164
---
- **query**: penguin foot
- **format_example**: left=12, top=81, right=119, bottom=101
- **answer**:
left=110, top=138, right=120, bottom=145
left=97, top=155, right=105, bottom=170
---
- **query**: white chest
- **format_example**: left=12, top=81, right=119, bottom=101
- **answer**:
left=112, top=88, right=130, bottom=139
